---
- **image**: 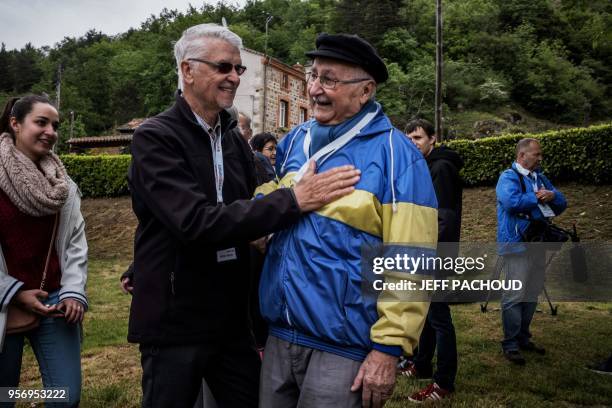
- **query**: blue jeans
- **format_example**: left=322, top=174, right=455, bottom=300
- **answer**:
left=501, top=252, right=545, bottom=352
left=0, top=291, right=82, bottom=407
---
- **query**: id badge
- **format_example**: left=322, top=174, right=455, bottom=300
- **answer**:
left=539, top=204, right=555, bottom=218
left=217, top=248, right=237, bottom=263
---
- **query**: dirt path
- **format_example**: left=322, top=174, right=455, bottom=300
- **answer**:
left=81, top=182, right=612, bottom=259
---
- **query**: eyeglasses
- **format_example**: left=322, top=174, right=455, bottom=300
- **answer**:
left=188, top=58, right=247, bottom=76
left=306, top=72, right=372, bottom=90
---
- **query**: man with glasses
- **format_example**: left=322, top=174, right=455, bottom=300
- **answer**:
left=256, top=33, right=438, bottom=408
left=127, top=24, right=361, bottom=408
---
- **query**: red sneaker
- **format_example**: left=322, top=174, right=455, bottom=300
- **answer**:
left=408, top=383, right=451, bottom=403
left=398, top=360, right=419, bottom=377
left=397, top=359, right=432, bottom=379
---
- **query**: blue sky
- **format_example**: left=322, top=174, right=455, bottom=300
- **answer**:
left=0, top=0, right=245, bottom=50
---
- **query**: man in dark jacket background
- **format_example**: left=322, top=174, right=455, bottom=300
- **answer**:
left=402, top=118, right=463, bottom=402
left=127, top=23, right=360, bottom=408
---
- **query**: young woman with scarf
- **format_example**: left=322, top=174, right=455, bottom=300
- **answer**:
left=0, top=95, right=88, bottom=407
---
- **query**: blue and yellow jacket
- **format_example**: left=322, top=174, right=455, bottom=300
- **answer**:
left=256, top=109, right=438, bottom=361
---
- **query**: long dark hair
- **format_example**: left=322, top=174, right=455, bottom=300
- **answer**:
left=0, top=94, right=55, bottom=137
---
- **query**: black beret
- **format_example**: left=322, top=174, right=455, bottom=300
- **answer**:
left=305, top=33, right=388, bottom=84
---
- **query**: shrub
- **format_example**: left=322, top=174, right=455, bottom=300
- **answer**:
left=59, top=124, right=611, bottom=198
left=61, top=154, right=131, bottom=198
left=446, top=123, right=612, bottom=186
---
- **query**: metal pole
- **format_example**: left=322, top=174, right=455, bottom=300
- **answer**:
left=56, top=63, right=62, bottom=110
left=70, top=111, right=74, bottom=139
left=435, top=0, right=443, bottom=142
left=264, top=15, right=273, bottom=57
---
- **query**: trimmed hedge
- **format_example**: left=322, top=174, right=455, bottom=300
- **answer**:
left=446, top=123, right=612, bottom=186
left=61, top=154, right=131, bottom=198
left=60, top=124, right=612, bottom=198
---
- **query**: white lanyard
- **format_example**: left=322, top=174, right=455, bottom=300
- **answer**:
left=210, top=132, right=224, bottom=203
left=531, top=171, right=555, bottom=217
left=293, top=104, right=380, bottom=182
left=194, top=112, right=224, bottom=203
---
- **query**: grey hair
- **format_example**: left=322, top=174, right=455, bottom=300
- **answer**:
left=238, top=112, right=251, bottom=127
left=349, top=64, right=377, bottom=101
left=226, top=105, right=239, bottom=121
left=516, top=138, right=539, bottom=157
left=368, top=85, right=377, bottom=101
left=174, top=23, right=243, bottom=90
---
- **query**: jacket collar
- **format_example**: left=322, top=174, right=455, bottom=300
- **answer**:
left=301, top=102, right=393, bottom=139
left=513, top=161, right=540, bottom=178
left=514, top=162, right=531, bottom=176
left=173, top=90, right=237, bottom=134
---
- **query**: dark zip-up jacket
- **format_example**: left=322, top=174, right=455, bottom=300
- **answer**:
left=426, top=146, right=464, bottom=243
left=127, top=92, right=301, bottom=345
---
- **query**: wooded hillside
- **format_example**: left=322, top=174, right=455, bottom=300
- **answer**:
left=0, top=0, right=609, bottom=144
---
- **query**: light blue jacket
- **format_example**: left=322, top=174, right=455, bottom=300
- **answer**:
left=496, top=163, right=567, bottom=254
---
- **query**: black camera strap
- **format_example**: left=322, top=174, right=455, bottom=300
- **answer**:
left=511, top=167, right=531, bottom=220
left=511, top=167, right=527, bottom=193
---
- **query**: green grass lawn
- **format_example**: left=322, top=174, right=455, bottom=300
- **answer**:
left=16, top=184, right=612, bottom=407
left=389, top=301, right=612, bottom=407
left=19, top=258, right=612, bottom=407
left=17, top=258, right=140, bottom=408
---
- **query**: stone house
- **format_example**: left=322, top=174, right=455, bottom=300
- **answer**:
left=67, top=118, right=144, bottom=154
left=234, top=48, right=311, bottom=138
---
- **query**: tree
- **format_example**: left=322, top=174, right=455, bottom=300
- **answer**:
left=0, top=0, right=608, bottom=129
left=0, top=44, right=13, bottom=92
left=379, top=28, right=427, bottom=69
left=334, top=0, right=405, bottom=48
left=377, top=58, right=436, bottom=123
left=12, top=44, right=44, bottom=93
left=56, top=114, right=87, bottom=154
left=521, top=41, right=604, bottom=123
left=496, top=0, right=565, bottom=40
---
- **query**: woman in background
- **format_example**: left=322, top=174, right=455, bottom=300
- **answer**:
left=250, top=132, right=277, bottom=168
left=0, top=95, right=88, bottom=407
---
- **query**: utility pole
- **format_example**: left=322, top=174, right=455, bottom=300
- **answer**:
left=70, top=111, right=75, bottom=139
left=56, top=63, right=62, bottom=110
left=264, top=15, right=273, bottom=57
left=262, top=15, right=273, bottom=132
left=435, top=0, right=443, bottom=142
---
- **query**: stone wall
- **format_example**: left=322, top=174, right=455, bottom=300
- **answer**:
left=263, top=63, right=311, bottom=138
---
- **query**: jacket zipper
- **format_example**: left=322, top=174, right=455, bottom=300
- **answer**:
left=170, top=271, right=175, bottom=296
left=281, top=228, right=293, bottom=327
left=245, top=250, right=260, bottom=350
left=285, top=306, right=292, bottom=326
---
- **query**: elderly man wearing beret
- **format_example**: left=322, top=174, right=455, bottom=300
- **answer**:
left=255, top=33, right=438, bottom=407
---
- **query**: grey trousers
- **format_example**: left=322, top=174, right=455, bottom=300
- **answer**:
left=501, top=251, right=545, bottom=352
left=259, top=336, right=362, bottom=408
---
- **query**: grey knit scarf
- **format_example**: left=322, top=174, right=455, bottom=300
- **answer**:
left=0, top=132, right=69, bottom=216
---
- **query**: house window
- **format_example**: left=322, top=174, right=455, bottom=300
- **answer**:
left=299, top=108, right=308, bottom=123
left=282, top=74, right=289, bottom=90
left=279, top=100, right=289, bottom=128
left=301, top=81, right=307, bottom=97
